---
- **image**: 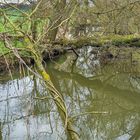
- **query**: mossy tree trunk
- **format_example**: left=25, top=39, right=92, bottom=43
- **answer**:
left=24, top=37, right=79, bottom=140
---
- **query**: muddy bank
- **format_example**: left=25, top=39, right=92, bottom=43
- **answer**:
left=0, top=35, right=140, bottom=72
left=0, top=45, right=140, bottom=73
left=0, top=47, right=70, bottom=72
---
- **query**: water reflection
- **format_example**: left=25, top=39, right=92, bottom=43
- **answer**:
left=0, top=46, right=140, bottom=140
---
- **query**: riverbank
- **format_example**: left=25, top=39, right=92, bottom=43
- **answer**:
left=0, top=34, right=140, bottom=72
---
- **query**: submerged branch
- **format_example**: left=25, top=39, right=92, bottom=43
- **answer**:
left=71, top=111, right=109, bottom=119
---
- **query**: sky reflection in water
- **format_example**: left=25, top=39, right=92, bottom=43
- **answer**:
left=0, top=46, right=140, bottom=140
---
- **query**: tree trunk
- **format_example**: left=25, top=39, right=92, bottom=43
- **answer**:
left=47, top=0, right=66, bottom=42
left=24, top=37, right=80, bottom=140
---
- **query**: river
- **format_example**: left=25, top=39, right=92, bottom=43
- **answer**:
left=0, top=46, right=140, bottom=140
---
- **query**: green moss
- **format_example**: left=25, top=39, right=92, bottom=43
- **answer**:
left=56, top=34, right=140, bottom=49
left=0, top=41, right=9, bottom=55
left=59, top=36, right=101, bottom=48
left=96, top=34, right=140, bottom=47
left=133, top=50, right=140, bottom=60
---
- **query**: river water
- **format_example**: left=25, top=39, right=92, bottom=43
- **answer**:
left=0, top=46, right=140, bottom=140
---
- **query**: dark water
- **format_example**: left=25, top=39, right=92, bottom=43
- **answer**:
left=0, top=46, right=140, bottom=140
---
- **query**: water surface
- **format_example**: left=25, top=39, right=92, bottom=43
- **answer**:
left=0, top=46, right=140, bottom=140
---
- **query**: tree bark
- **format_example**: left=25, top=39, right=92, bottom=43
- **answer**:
left=47, top=0, right=66, bottom=42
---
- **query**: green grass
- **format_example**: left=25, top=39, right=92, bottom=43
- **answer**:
left=0, top=41, right=9, bottom=55
left=0, top=8, right=48, bottom=56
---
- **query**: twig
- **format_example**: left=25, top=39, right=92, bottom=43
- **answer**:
left=71, top=111, right=109, bottom=119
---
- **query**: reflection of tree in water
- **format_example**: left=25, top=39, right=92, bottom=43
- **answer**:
left=1, top=46, right=140, bottom=139
left=0, top=76, right=67, bottom=139
left=0, top=122, right=2, bottom=140
left=49, top=67, right=140, bottom=139
left=47, top=47, right=140, bottom=140
left=129, top=122, right=140, bottom=140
